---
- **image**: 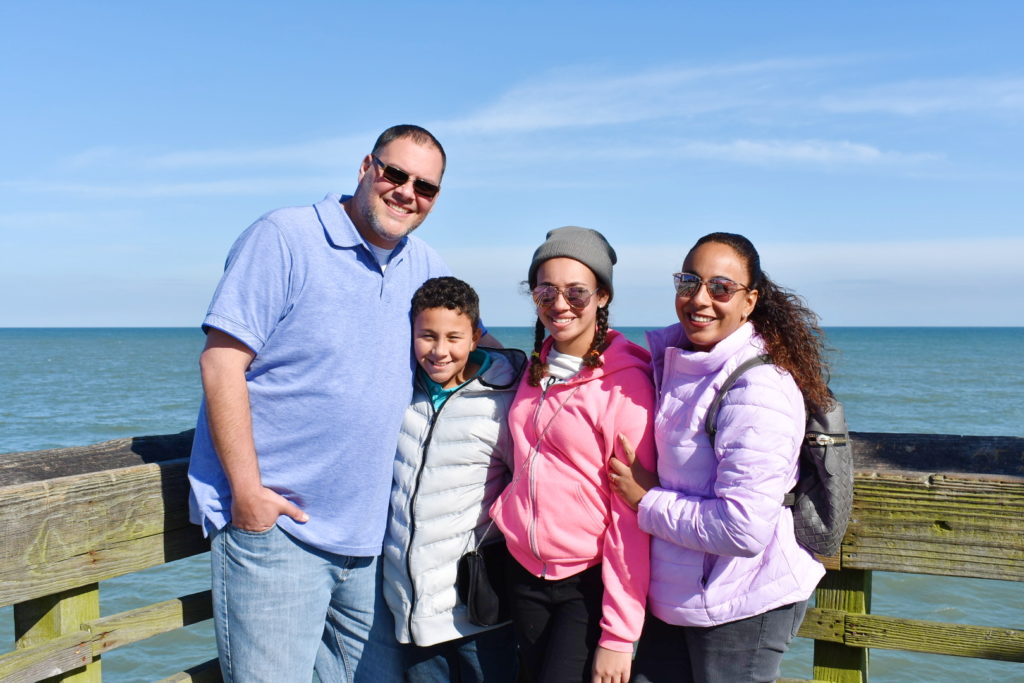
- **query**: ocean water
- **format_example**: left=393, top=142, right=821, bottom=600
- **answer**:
left=1, top=326, right=1022, bottom=681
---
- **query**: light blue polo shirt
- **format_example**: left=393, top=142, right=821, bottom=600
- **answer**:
left=188, top=193, right=451, bottom=556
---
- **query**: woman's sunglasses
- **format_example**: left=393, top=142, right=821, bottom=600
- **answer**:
left=531, top=285, right=597, bottom=309
left=371, top=155, right=441, bottom=199
left=673, top=272, right=749, bottom=302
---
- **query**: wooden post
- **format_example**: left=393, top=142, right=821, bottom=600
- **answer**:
left=15, top=583, right=102, bottom=682
left=813, top=568, right=871, bottom=682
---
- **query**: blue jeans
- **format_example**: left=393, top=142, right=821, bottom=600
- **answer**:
left=632, top=601, right=809, bottom=683
left=403, top=624, right=518, bottom=683
left=211, top=524, right=403, bottom=683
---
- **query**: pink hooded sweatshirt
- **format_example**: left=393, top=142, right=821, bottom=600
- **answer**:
left=490, top=330, right=656, bottom=652
left=640, top=322, right=824, bottom=627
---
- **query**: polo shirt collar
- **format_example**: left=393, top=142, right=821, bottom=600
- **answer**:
left=315, top=192, right=409, bottom=255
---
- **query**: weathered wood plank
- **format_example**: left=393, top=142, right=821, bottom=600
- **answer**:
left=798, top=607, right=1024, bottom=662
left=14, top=584, right=101, bottom=682
left=1, top=526, right=207, bottom=609
left=0, top=431, right=196, bottom=487
left=849, top=432, right=1024, bottom=477
left=156, top=658, right=222, bottom=683
left=0, top=460, right=208, bottom=607
left=1, top=592, right=214, bottom=682
left=843, top=613, right=1024, bottom=661
left=0, top=630, right=94, bottom=683
left=839, top=473, right=1024, bottom=581
left=812, top=569, right=871, bottom=683
left=83, top=591, right=212, bottom=655
left=796, top=608, right=846, bottom=643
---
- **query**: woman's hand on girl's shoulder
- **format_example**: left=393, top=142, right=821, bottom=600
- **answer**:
left=608, top=433, right=659, bottom=511
left=592, top=646, right=632, bottom=683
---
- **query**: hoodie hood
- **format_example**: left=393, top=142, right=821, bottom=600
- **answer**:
left=475, top=346, right=527, bottom=390
left=539, top=328, right=651, bottom=386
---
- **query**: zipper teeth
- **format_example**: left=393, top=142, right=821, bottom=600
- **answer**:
left=405, top=383, right=442, bottom=637
left=527, top=382, right=553, bottom=571
left=522, top=380, right=582, bottom=578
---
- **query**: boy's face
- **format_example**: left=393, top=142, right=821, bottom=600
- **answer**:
left=413, top=306, right=482, bottom=388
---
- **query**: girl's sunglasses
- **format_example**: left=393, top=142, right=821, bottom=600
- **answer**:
left=371, top=155, right=441, bottom=199
left=531, top=285, right=597, bottom=309
left=673, top=272, right=749, bottom=302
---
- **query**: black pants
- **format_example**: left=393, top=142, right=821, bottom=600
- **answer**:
left=507, top=559, right=603, bottom=683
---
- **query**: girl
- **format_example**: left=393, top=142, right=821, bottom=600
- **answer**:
left=490, top=226, right=656, bottom=683
left=610, top=232, right=828, bottom=682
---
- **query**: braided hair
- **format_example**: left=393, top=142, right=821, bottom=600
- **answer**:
left=526, top=302, right=610, bottom=386
left=526, top=291, right=611, bottom=387
left=688, top=232, right=833, bottom=412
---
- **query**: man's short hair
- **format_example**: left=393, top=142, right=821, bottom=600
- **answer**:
left=372, top=124, right=447, bottom=176
left=411, top=276, right=480, bottom=329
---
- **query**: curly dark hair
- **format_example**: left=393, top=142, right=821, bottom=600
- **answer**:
left=372, top=124, right=447, bottom=176
left=689, top=232, right=833, bottom=412
left=411, top=276, right=480, bottom=328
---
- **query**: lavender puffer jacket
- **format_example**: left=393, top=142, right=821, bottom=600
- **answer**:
left=639, top=322, right=825, bottom=627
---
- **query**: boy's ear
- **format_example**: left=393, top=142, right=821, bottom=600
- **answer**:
left=472, top=326, right=483, bottom=346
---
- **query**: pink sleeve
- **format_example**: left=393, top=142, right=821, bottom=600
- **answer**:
left=597, top=370, right=656, bottom=651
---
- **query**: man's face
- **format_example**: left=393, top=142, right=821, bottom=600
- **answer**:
left=349, top=137, right=444, bottom=248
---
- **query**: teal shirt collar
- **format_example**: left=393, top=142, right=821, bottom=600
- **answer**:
left=420, top=349, right=492, bottom=411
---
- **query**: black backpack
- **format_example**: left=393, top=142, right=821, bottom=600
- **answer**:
left=704, top=354, right=853, bottom=557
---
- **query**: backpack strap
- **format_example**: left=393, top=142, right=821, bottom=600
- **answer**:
left=704, top=354, right=772, bottom=447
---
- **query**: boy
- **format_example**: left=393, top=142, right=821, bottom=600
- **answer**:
left=382, top=277, right=526, bottom=682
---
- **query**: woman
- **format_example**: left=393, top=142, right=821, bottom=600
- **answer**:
left=610, top=232, right=828, bottom=682
left=490, top=226, right=656, bottom=683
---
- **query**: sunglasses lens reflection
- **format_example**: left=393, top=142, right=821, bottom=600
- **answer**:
left=707, top=283, right=729, bottom=300
left=533, top=286, right=593, bottom=308
left=674, top=275, right=700, bottom=298
left=564, top=288, right=591, bottom=307
left=674, top=274, right=741, bottom=302
left=412, top=180, right=440, bottom=198
left=374, top=157, right=440, bottom=199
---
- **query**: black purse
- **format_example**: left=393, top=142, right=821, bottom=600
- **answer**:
left=457, top=538, right=511, bottom=627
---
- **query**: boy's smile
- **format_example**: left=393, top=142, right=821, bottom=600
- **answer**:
left=413, top=306, right=482, bottom=389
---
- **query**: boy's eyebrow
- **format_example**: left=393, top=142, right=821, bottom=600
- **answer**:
left=413, top=327, right=467, bottom=335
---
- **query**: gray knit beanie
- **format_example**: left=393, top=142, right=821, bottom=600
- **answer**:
left=528, top=226, right=617, bottom=299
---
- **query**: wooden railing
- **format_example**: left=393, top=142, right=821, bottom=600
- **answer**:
left=1, top=431, right=1022, bottom=682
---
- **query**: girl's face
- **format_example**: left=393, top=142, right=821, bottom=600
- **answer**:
left=534, top=257, right=609, bottom=358
left=675, top=241, right=759, bottom=352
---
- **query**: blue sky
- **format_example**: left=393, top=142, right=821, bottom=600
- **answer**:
left=2, top=2, right=1022, bottom=327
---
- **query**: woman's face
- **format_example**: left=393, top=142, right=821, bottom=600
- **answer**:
left=675, top=241, right=759, bottom=352
left=534, top=257, right=609, bottom=358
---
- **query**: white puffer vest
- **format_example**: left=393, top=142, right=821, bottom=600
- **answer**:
left=382, top=346, right=526, bottom=646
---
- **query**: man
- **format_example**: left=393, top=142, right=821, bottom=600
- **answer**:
left=189, top=125, right=485, bottom=681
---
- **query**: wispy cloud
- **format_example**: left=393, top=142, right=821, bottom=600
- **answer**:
left=820, top=76, right=1024, bottom=115
left=48, top=60, right=1018, bottom=181
left=145, top=134, right=367, bottom=169
left=0, top=209, right=127, bottom=230
left=671, top=139, right=940, bottom=165
left=445, top=58, right=835, bottom=134
left=59, top=134, right=370, bottom=172
left=472, top=137, right=939, bottom=168
left=0, top=176, right=340, bottom=199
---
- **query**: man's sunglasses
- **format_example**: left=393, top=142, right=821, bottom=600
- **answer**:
left=672, top=272, right=749, bottom=302
left=371, top=155, right=440, bottom=199
left=531, top=285, right=598, bottom=309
